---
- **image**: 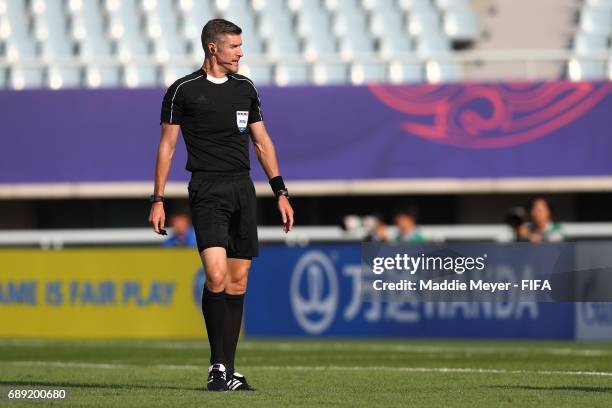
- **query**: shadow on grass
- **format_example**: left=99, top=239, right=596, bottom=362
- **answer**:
left=488, top=385, right=612, bottom=394
left=0, top=379, right=204, bottom=392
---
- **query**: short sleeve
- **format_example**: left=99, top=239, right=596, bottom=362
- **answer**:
left=160, top=81, right=185, bottom=125
left=247, top=82, right=263, bottom=124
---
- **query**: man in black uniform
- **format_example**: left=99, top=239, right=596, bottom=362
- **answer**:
left=148, top=19, right=294, bottom=392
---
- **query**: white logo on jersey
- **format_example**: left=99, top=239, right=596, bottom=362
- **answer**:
left=236, top=111, right=249, bottom=132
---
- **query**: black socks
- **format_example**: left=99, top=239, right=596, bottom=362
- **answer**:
left=223, top=292, right=245, bottom=377
left=201, top=286, right=226, bottom=365
left=201, top=286, right=245, bottom=376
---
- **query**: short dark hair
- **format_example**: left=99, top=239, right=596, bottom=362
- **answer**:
left=201, top=19, right=242, bottom=57
left=527, top=196, right=554, bottom=214
left=393, top=205, right=419, bottom=220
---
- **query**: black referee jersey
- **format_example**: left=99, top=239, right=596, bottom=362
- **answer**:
left=160, top=69, right=263, bottom=173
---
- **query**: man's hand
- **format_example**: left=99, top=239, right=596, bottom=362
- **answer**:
left=148, top=202, right=166, bottom=234
left=278, top=196, right=294, bottom=233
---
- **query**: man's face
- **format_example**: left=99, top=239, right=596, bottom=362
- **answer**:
left=394, top=214, right=416, bottom=234
left=531, top=199, right=551, bottom=226
left=170, top=214, right=191, bottom=237
left=213, top=34, right=243, bottom=74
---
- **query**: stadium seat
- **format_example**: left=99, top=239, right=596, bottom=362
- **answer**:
left=0, top=0, right=483, bottom=87
left=4, top=38, right=37, bottom=61
left=302, top=34, right=338, bottom=58
left=240, top=63, right=273, bottom=85
left=573, top=32, right=609, bottom=53
left=84, top=65, right=121, bottom=88
left=370, top=11, right=406, bottom=37
left=568, top=58, right=606, bottom=80
left=363, top=0, right=397, bottom=14
left=266, top=36, right=302, bottom=57
left=398, top=0, right=436, bottom=13
left=339, top=33, right=376, bottom=58
left=295, top=11, right=332, bottom=37
left=68, top=5, right=106, bottom=44
left=389, top=61, right=424, bottom=83
left=0, top=67, right=7, bottom=88
left=253, top=0, right=288, bottom=17
left=221, top=10, right=257, bottom=36
left=444, top=9, right=480, bottom=42
left=435, top=0, right=473, bottom=12
left=259, top=13, right=294, bottom=39
left=333, top=13, right=369, bottom=37
left=350, top=61, right=387, bottom=84
left=45, top=66, right=81, bottom=89
left=325, top=0, right=362, bottom=14
left=426, top=60, right=464, bottom=82
left=275, top=62, right=310, bottom=85
left=9, top=67, right=44, bottom=89
left=161, top=63, right=197, bottom=86
left=408, top=11, right=442, bottom=37
left=379, top=36, right=414, bottom=57
left=121, top=64, right=157, bottom=87
left=241, top=34, right=265, bottom=56
left=313, top=61, right=349, bottom=85
left=585, top=0, right=612, bottom=10
left=579, top=7, right=612, bottom=35
left=178, top=0, right=216, bottom=40
left=31, top=0, right=74, bottom=58
left=416, top=33, right=451, bottom=55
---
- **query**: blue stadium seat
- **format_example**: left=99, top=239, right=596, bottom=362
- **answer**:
left=45, top=66, right=81, bottom=89
left=275, top=63, right=310, bottom=85
left=389, top=61, right=424, bottom=83
left=9, top=67, right=45, bottom=89
left=398, top=0, right=436, bottom=13
left=444, top=9, right=480, bottom=42
left=585, top=0, right=612, bottom=10
left=573, top=32, right=609, bottom=53
left=313, top=61, right=349, bottom=85
left=579, top=7, right=612, bottom=35
left=240, top=63, right=273, bottom=85
left=84, top=65, right=121, bottom=88
left=121, top=64, right=158, bottom=88
left=351, top=61, right=387, bottom=84
left=568, top=59, right=606, bottom=80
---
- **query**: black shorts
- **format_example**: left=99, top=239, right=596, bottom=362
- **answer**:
left=188, top=171, right=259, bottom=258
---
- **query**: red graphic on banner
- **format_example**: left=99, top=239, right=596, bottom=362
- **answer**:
left=369, top=82, right=612, bottom=149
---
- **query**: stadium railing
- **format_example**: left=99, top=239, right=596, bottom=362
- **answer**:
left=1, top=222, right=612, bottom=248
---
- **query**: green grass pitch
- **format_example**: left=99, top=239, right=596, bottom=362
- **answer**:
left=1, top=339, right=612, bottom=407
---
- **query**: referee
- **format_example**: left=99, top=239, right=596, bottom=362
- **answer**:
left=148, top=19, right=294, bottom=392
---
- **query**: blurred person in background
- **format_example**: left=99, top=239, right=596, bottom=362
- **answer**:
left=393, top=206, right=426, bottom=243
left=522, top=197, right=563, bottom=243
left=163, top=208, right=197, bottom=248
left=364, top=213, right=391, bottom=242
left=505, top=206, right=529, bottom=242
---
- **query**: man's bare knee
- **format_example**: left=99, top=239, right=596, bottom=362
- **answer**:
left=202, top=247, right=228, bottom=292
left=225, top=259, right=250, bottom=295
left=226, top=274, right=248, bottom=294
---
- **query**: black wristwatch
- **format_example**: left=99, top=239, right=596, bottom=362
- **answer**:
left=149, top=194, right=164, bottom=203
left=275, top=189, right=289, bottom=199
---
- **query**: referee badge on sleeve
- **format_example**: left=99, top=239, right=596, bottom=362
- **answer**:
left=236, top=111, right=249, bottom=132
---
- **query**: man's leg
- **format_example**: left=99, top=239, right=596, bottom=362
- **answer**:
left=200, top=247, right=229, bottom=390
left=223, top=258, right=250, bottom=380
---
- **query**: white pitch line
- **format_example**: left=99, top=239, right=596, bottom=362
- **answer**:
left=0, top=339, right=607, bottom=357
left=3, top=361, right=612, bottom=378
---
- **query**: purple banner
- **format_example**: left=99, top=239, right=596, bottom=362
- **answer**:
left=1, top=81, right=611, bottom=183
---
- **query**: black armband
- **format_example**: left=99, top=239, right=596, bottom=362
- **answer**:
left=269, top=176, right=287, bottom=196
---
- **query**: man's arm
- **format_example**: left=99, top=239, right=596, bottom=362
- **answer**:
left=148, top=123, right=181, bottom=234
left=249, top=121, right=294, bottom=232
